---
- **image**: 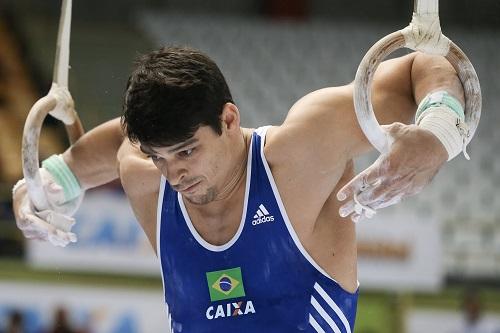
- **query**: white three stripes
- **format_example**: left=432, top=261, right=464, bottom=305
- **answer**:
left=259, top=204, right=269, bottom=215
left=311, top=296, right=342, bottom=333
left=310, top=283, right=352, bottom=333
left=255, top=204, right=270, bottom=218
left=309, top=314, right=326, bottom=333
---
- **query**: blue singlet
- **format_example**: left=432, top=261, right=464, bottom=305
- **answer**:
left=157, top=126, right=358, bottom=333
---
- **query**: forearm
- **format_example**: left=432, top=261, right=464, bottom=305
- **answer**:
left=337, top=55, right=469, bottom=221
left=61, top=117, right=125, bottom=189
left=411, top=53, right=464, bottom=107
left=351, top=52, right=464, bottom=156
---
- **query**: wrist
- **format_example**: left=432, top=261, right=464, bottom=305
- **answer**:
left=417, top=125, right=449, bottom=165
left=415, top=91, right=469, bottom=161
left=42, top=154, right=82, bottom=202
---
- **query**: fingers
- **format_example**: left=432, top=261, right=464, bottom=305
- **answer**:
left=355, top=185, right=404, bottom=211
left=339, top=196, right=377, bottom=223
left=336, top=161, right=384, bottom=221
left=48, top=229, right=77, bottom=247
left=353, top=192, right=376, bottom=216
left=337, top=122, right=446, bottom=223
left=339, top=200, right=355, bottom=218
left=19, top=212, right=76, bottom=247
left=40, top=168, right=66, bottom=205
left=13, top=177, right=78, bottom=247
left=339, top=193, right=377, bottom=220
left=338, top=176, right=408, bottom=223
left=22, top=221, right=50, bottom=240
left=17, top=196, right=36, bottom=229
left=36, top=210, right=75, bottom=232
left=337, top=161, right=384, bottom=202
left=350, top=213, right=362, bottom=223
left=27, top=214, right=77, bottom=247
left=354, top=183, right=393, bottom=209
left=46, top=181, right=63, bottom=194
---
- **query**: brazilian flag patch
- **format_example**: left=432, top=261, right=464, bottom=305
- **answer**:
left=206, top=267, right=246, bottom=302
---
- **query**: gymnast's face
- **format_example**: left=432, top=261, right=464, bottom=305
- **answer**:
left=140, top=106, right=241, bottom=205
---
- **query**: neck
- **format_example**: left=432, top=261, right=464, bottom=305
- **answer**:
left=214, top=131, right=249, bottom=202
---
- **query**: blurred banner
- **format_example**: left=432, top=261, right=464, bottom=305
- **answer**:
left=407, top=309, right=500, bottom=333
left=0, top=281, right=168, bottom=333
left=27, top=189, right=444, bottom=291
left=27, top=189, right=159, bottom=275
left=356, top=212, right=443, bottom=292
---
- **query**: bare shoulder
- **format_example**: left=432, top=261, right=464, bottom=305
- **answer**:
left=264, top=86, right=353, bottom=213
left=117, top=139, right=161, bottom=196
left=258, top=87, right=352, bottom=234
left=117, top=139, right=161, bottom=249
left=266, top=85, right=353, bottom=168
left=266, top=53, right=418, bottom=166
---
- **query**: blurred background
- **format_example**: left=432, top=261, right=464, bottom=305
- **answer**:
left=0, top=0, right=499, bottom=332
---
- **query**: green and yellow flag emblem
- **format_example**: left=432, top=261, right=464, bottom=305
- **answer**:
left=206, top=267, right=246, bottom=302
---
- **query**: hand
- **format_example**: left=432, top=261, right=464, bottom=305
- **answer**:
left=12, top=169, right=81, bottom=247
left=337, top=122, right=448, bottom=222
left=48, top=83, right=77, bottom=125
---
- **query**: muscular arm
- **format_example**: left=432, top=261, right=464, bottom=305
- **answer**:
left=352, top=52, right=464, bottom=157
left=266, top=52, right=464, bottom=222
left=276, top=52, right=462, bottom=159
left=411, top=53, right=464, bottom=114
left=62, top=117, right=125, bottom=189
left=12, top=117, right=128, bottom=246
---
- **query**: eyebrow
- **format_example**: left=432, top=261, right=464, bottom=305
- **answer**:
left=139, top=138, right=199, bottom=155
left=167, top=138, right=198, bottom=153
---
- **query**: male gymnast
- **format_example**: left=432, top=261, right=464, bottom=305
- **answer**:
left=13, top=47, right=469, bottom=332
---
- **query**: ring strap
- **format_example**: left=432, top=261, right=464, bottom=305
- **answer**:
left=414, top=0, right=439, bottom=16
left=42, top=154, right=82, bottom=202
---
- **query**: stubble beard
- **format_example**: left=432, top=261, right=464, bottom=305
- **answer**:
left=184, top=186, right=217, bottom=205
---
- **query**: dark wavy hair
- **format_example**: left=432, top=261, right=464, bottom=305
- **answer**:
left=121, top=46, right=234, bottom=146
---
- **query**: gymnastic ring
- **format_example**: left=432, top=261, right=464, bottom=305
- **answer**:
left=22, top=93, right=83, bottom=210
left=21, top=0, right=84, bottom=211
left=353, top=31, right=482, bottom=154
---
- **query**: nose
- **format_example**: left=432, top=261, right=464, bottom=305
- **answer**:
left=161, top=161, right=187, bottom=187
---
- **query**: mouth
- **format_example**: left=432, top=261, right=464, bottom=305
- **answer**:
left=177, top=181, right=201, bottom=193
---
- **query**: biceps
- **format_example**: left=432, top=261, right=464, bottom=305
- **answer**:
left=269, top=87, right=354, bottom=179
left=349, top=54, right=418, bottom=156
left=371, top=53, right=418, bottom=125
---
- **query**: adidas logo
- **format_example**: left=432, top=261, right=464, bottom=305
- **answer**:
left=252, top=204, right=275, bottom=226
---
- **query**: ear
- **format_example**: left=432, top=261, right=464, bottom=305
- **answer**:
left=220, top=103, right=240, bottom=132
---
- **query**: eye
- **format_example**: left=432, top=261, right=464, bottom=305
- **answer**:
left=179, top=148, right=195, bottom=158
